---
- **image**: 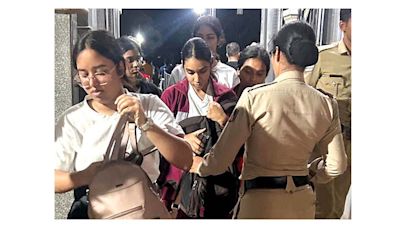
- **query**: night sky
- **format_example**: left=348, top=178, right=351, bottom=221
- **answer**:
left=120, top=9, right=261, bottom=68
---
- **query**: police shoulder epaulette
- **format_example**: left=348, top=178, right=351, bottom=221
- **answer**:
left=316, top=88, right=334, bottom=99
left=247, top=81, right=277, bottom=92
left=317, top=42, right=338, bottom=52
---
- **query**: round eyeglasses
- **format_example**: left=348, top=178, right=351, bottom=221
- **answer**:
left=75, top=64, right=117, bottom=87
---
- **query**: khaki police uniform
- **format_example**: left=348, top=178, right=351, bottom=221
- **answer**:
left=195, top=71, right=347, bottom=219
left=305, top=39, right=351, bottom=219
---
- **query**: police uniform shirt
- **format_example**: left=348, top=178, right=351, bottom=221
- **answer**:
left=306, top=39, right=351, bottom=126
left=196, top=70, right=347, bottom=183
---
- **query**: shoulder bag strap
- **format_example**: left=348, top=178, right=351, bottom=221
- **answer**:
left=104, top=114, right=129, bottom=162
left=125, top=123, right=159, bottom=164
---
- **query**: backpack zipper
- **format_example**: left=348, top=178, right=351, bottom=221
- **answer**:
left=106, top=205, right=143, bottom=219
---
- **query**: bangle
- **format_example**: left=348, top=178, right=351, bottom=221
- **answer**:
left=138, top=117, right=154, bottom=132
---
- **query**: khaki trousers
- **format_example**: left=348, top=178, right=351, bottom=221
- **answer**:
left=235, top=176, right=315, bottom=219
left=314, top=137, right=351, bottom=218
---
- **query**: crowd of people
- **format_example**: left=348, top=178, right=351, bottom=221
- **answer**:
left=55, top=9, right=352, bottom=219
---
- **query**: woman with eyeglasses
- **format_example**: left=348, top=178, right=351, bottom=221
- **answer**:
left=116, top=36, right=162, bottom=97
left=190, top=21, right=347, bottom=218
left=54, top=30, right=193, bottom=219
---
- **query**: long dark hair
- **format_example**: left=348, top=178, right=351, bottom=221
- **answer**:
left=192, top=15, right=224, bottom=38
left=72, top=30, right=136, bottom=91
left=72, top=30, right=124, bottom=70
left=181, top=37, right=212, bottom=66
left=116, top=35, right=143, bottom=57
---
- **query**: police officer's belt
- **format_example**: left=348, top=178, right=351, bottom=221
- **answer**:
left=244, top=176, right=309, bottom=190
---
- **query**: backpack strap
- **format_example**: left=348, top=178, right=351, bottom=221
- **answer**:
left=128, top=123, right=139, bottom=155
left=117, top=121, right=130, bottom=161
left=125, top=123, right=159, bottom=165
left=104, top=114, right=129, bottom=162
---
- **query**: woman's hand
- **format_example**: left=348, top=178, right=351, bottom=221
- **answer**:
left=115, top=94, right=147, bottom=126
left=190, top=156, right=204, bottom=173
left=207, top=101, right=228, bottom=127
left=184, top=128, right=206, bottom=155
left=55, top=161, right=103, bottom=193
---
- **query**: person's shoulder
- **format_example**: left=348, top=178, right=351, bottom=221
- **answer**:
left=247, top=81, right=277, bottom=93
left=216, top=62, right=236, bottom=72
left=318, top=42, right=339, bottom=53
left=140, top=81, right=162, bottom=96
left=304, top=85, right=335, bottom=102
left=168, top=78, right=187, bottom=91
left=226, top=61, right=238, bottom=70
left=170, top=64, right=185, bottom=81
left=133, top=91, right=158, bottom=100
left=315, top=88, right=334, bottom=99
left=161, top=80, right=186, bottom=99
left=171, top=64, right=183, bottom=73
left=249, top=81, right=276, bottom=92
left=212, top=79, right=235, bottom=96
left=134, top=92, right=164, bottom=110
left=56, top=101, right=86, bottom=124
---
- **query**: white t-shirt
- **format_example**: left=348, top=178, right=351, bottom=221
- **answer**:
left=167, top=64, right=185, bottom=88
left=55, top=91, right=184, bottom=182
left=212, top=61, right=240, bottom=88
left=167, top=62, right=240, bottom=89
left=187, top=83, right=213, bottom=118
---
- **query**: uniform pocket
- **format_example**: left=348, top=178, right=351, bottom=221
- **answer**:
left=317, top=74, right=344, bottom=97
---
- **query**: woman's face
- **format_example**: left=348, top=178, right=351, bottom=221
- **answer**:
left=238, top=57, right=267, bottom=88
left=122, top=50, right=142, bottom=78
left=184, top=57, right=211, bottom=92
left=194, top=25, right=219, bottom=54
left=76, top=48, right=122, bottom=103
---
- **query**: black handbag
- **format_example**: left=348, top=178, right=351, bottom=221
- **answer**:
left=177, top=116, right=240, bottom=218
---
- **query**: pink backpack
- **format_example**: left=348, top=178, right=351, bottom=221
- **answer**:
left=87, top=114, right=171, bottom=219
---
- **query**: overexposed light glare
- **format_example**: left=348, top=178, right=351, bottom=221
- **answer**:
left=193, top=8, right=206, bottom=15
left=136, top=32, right=144, bottom=45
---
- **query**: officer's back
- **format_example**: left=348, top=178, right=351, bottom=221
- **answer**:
left=192, top=21, right=347, bottom=219
left=241, top=72, right=340, bottom=178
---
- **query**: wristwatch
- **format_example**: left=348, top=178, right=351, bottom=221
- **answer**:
left=138, top=117, right=154, bottom=132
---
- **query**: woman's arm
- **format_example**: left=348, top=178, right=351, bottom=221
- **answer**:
left=309, top=98, right=347, bottom=184
left=192, top=92, right=253, bottom=176
left=115, top=94, right=193, bottom=171
left=55, top=161, right=102, bottom=193
left=141, top=123, right=193, bottom=171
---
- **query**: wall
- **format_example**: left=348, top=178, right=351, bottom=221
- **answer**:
left=54, top=13, right=76, bottom=219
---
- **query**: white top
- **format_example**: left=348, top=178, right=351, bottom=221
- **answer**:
left=187, top=83, right=213, bottom=118
left=55, top=91, right=184, bottom=182
left=167, top=64, right=185, bottom=88
left=212, top=61, right=240, bottom=88
left=167, top=62, right=240, bottom=89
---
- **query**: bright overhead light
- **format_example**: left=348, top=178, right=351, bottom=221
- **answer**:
left=136, top=32, right=144, bottom=45
left=193, top=8, right=206, bottom=15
